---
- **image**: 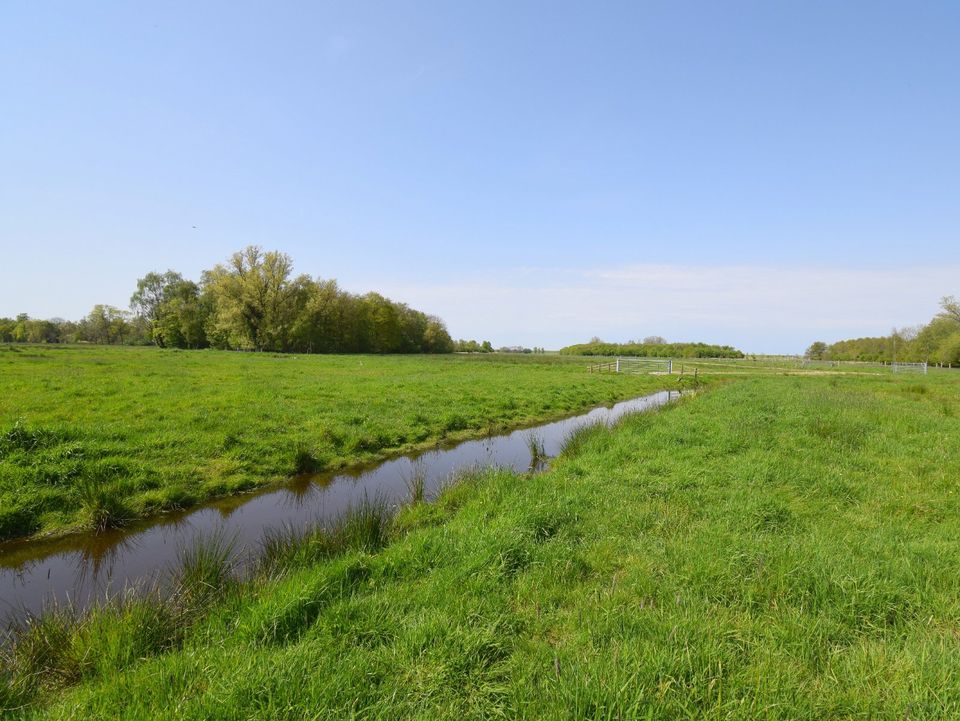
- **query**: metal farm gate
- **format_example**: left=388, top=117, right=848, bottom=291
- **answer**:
left=588, top=357, right=673, bottom=374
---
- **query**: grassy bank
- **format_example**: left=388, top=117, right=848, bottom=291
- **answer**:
left=4, top=372, right=960, bottom=718
left=0, top=346, right=667, bottom=541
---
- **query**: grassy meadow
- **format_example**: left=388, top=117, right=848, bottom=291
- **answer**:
left=0, top=345, right=669, bottom=541
left=3, top=369, right=960, bottom=718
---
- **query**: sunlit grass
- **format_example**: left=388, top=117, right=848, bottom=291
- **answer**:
left=0, top=346, right=670, bottom=541
left=5, top=372, right=960, bottom=718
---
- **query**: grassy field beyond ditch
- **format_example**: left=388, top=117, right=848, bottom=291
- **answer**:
left=0, top=346, right=667, bottom=541
left=4, top=372, right=960, bottom=718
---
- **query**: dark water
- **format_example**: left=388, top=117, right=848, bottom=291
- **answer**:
left=0, top=391, right=677, bottom=618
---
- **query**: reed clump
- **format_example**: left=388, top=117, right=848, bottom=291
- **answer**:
left=526, top=432, right=546, bottom=469
left=74, top=476, right=132, bottom=533
left=173, top=531, right=237, bottom=613
left=403, top=459, right=427, bottom=504
left=257, top=495, right=393, bottom=579
left=558, top=422, right=607, bottom=458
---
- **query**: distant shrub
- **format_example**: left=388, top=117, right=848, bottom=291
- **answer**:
left=559, top=341, right=744, bottom=358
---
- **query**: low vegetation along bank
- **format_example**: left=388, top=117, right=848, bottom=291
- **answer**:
left=4, top=372, right=960, bottom=718
left=0, top=347, right=668, bottom=542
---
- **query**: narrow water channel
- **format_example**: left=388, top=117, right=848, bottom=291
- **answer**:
left=0, top=390, right=678, bottom=618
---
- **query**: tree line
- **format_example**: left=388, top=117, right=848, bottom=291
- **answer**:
left=805, top=296, right=960, bottom=365
left=453, top=339, right=494, bottom=353
left=559, top=339, right=744, bottom=358
left=0, top=307, right=151, bottom=346
left=1, top=246, right=456, bottom=354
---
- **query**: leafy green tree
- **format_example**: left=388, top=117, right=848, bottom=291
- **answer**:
left=422, top=316, right=454, bottom=353
left=24, top=319, right=59, bottom=343
left=0, top=317, right=14, bottom=342
left=937, top=333, right=960, bottom=366
left=914, top=317, right=955, bottom=360
left=805, top=341, right=828, bottom=360
left=203, top=246, right=308, bottom=351
left=153, top=280, right=209, bottom=348
left=940, top=296, right=960, bottom=324
left=9, top=247, right=455, bottom=355
left=130, top=271, right=185, bottom=322
left=560, top=341, right=744, bottom=358
left=81, top=305, right=131, bottom=344
left=11, top=313, right=30, bottom=342
left=453, top=338, right=495, bottom=353
left=291, top=278, right=343, bottom=353
left=361, top=293, right=403, bottom=353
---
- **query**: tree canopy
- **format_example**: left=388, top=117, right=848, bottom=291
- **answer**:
left=1, top=246, right=454, bottom=355
left=814, top=296, right=960, bottom=365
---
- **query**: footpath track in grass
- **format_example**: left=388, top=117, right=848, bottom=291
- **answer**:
left=5, top=372, right=960, bottom=719
left=0, top=346, right=669, bottom=542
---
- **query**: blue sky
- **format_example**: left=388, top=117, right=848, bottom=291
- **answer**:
left=1, top=1, right=958, bottom=352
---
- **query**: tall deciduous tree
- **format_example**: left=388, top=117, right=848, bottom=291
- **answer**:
left=82, top=305, right=131, bottom=344
left=203, top=246, right=308, bottom=351
left=12, top=246, right=456, bottom=355
left=938, top=296, right=960, bottom=324
left=130, top=271, right=184, bottom=321
left=153, top=280, right=209, bottom=348
left=805, top=341, right=828, bottom=360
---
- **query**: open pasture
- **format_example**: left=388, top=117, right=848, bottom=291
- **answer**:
left=0, top=346, right=668, bottom=542
left=4, top=372, right=960, bottom=718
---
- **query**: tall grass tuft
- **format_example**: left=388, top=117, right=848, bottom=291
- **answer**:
left=257, top=496, right=393, bottom=577
left=173, top=531, right=236, bottom=613
left=0, top=608, right=82, bottom=693
left=292, top=442, right=323, bottom=474
left=0, top=594, right=181, bottom=708
left=0, top=666, right=20, bottom=715
left=76, top=597, right=179, bottom=676
left=257, top=523, right=333, bottom=577
left=559, top=422, right=605, bottom=458
left=526, top=432, right=546, bottom=470
left=334, top=495, right=392, bottom=553
left=403, top=459, right=427, bottom=504
left=74, top=477, right=131, bottom=532
left=1, top=419, right=72, bottom=455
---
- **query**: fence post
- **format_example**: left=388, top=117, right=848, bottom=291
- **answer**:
left=615, top=358, right=620, bottom=373
left=668, top=359, right=673, bottom=374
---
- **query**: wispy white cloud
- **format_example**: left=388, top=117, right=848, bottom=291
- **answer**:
left=373, top=264, right=959, bottom=353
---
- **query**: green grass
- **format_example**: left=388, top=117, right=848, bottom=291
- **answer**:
left=5, top=371, right=960, bottom=718
left=0, top=345, right=669, bottom=541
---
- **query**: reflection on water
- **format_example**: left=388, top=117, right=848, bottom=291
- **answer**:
left=0, top=391, right=678, bottom=618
